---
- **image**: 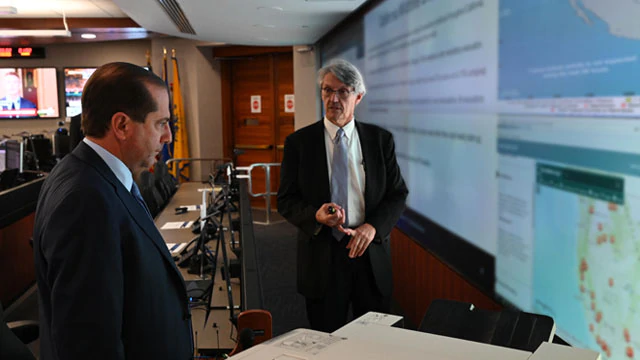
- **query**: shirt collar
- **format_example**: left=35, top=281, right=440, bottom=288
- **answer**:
left=324, top=117, right=356, bottom=141
left=83, top=137, right=133, bottom=191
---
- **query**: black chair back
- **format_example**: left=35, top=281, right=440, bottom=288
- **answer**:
left=419, top=299, right=555, bottom=353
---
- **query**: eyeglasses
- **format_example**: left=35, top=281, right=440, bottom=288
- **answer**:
left=321, top=87, right=355, bottom=99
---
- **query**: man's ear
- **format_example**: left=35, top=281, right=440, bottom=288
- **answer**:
left=111, top=112, right=131, bottom=141
left=355, top=93, right=364, bottom=106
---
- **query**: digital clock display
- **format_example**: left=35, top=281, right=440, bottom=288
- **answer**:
left=0, top=47, right=46, bottom=59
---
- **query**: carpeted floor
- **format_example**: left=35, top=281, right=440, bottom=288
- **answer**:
left=252, top=216, right=310, bottom=336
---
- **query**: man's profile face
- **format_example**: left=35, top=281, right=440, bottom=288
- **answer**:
left=124, top=84, right=172, bottom=176
left=321, top=72, right=362, bottom=127
left=4, top=74, right=21, bottom=98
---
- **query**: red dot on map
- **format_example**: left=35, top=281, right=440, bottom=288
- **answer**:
left=591, top=291, right=595, bottom=299
left=626, top=346, right=634, bottom=358
left=591, top=302, right=596, bottom=311
left=590, top=324, right=594, bottom=332
left=609, top=278, right=614, bottom=287
left=610, top=235, right=615, bottom=244
left=597, top=336, right=602, bottom=345
left=598, top=223, right=603, bottom=231
left=624, top=328, right=630, bottom=343
left=608, top=203, right=618, bottom=211
left=589, top=205, right=594, bottom=214
left=596, top=311, right=602, bottom=323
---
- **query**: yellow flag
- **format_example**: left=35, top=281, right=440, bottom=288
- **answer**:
left=171, top=51, right=190, bottom=181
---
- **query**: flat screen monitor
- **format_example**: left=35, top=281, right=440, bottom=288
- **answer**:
left=3, top=140, right=21, bottom=171
left=64, top=67, right=97, bottom=118
left=0, top=68, right=59, bottom=119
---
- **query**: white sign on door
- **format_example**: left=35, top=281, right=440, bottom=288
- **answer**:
left=251, top=95, right=262, bottom=113
left=284, top=94, right=295, bottom=113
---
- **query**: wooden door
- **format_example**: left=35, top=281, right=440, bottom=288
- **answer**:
left=220, top=48, right=294, bottom=209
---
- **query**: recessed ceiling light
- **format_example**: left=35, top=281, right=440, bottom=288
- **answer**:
left=81, top=33, right=97, bottom=39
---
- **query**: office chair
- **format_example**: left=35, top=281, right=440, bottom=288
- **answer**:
left=137, top=170, right=164, bottom=218
left=228, top=309, right=273, bottom=357
left=0, top=302, right=38, bottom=360
left=418, top=299, right=555, bottom=353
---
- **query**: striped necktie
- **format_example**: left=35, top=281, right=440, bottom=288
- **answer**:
left=331, top=128, right=348, bottom=240
left=131, top=182, right=153, bottom=220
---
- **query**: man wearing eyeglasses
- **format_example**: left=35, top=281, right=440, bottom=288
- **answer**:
left=278, top=58, right=408, bottom=332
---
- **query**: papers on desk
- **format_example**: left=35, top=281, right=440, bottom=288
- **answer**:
left=166, top=242, right=188, bottom=255
left=161, top=221, right=194, bottom=230
left=180, top=205, right=201, bottom=212
left=271, top=330, right=343, bottom=356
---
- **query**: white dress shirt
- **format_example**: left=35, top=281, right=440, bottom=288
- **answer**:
left=324, top=117, right=366, bottom=227
left=83, top=137, right=133, bottom=191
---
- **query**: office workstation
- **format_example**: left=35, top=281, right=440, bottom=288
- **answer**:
left=2, top=1, right=639, bottom=359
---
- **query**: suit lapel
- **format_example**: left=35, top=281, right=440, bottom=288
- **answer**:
left=73, top=143, right=184, bottom=281
left=355, top=121, right=376, bottom=215
left=311, top=120, right=331, bottom=203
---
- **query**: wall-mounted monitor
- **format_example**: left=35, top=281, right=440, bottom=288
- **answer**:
left=64, top=67, right=96, bottom=118
left=0, top=67, right=59, bottom=119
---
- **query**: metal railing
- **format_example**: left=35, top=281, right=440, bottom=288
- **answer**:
left=235, top=163, right=283, bottom=225
left=165, top=157, right=232, bottom=182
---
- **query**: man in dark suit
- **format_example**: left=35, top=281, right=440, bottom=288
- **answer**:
left=278, top=59, right=408, bottom=332
left=33, top=62, right=193, bottom=360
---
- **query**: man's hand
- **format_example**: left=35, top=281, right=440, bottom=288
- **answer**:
left=345, top=223, right=376, bottom=258
left=315, top=203, right=350, bottom=233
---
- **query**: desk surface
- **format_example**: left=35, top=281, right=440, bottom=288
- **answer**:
left=155, top=182, right=208, bottom=244
left=230, top=312, right=601, bottom=360
left=154, top=182, right=240, bottom=353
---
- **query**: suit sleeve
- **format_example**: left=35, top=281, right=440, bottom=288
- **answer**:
left=366, top=131, right=408, bottom=239
left=40, top=187, right=125, bottom=360
left=277, top=134, right=322, bottom=237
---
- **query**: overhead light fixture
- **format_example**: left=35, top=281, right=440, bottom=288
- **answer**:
left=0, top=29, right=72, bottom=38
left=81, top=33, right=96, bottom=39
left=0, top=9, right=71, bottom=38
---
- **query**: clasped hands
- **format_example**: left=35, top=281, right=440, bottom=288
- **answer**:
left=315, top=203, right=376, bottom=258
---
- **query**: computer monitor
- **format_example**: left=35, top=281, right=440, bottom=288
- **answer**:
left=5, top=140, right=22, bottom=171
left=0, top=68, right=59, bottom=119
left=64, top=67, right=97, bottom=118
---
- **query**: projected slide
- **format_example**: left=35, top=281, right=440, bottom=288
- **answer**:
left=533, top=165, right=640, bottom=357
left=381, top=113, right=497, bottom=254
left=496, top=117, right=640, bottom=360
left=499, top=0, right=640, bottom=116
left=364, top=0, right=498, bottom=112
left=360, top=0, right=499, bottom=254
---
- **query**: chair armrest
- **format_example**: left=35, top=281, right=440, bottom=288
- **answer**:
left=7, top=320, right=39, bottom=344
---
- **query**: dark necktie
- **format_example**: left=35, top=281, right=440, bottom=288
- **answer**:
left=131, top=182, right=153, bottom=220
left=331, top=128, right=349, bottom=240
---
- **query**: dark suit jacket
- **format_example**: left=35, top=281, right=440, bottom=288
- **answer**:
left=33, top=142, right=193, bottom=360
left=277, top=120, right=408, bottom=299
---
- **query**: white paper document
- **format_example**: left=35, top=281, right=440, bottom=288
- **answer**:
left=180, top=205, right=201, bottom=211
left=160, top=221, right=194, bottom=230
